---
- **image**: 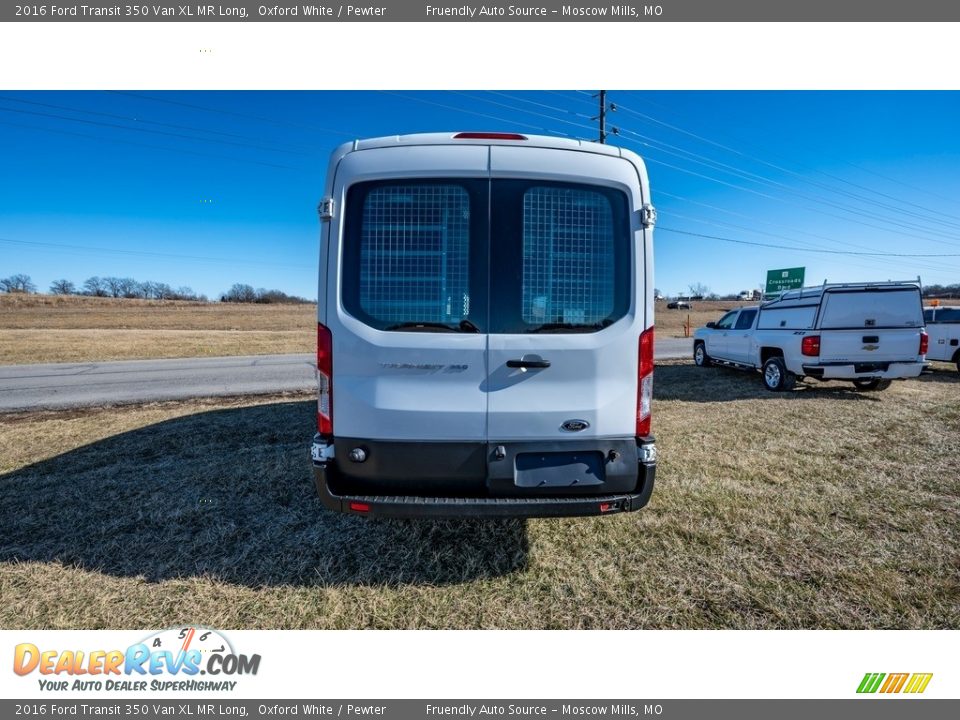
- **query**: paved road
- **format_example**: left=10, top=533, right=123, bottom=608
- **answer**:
left=0, top=338, right=693, bottom=411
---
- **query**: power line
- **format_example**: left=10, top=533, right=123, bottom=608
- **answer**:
left=380, top=91, right=579, bottom=137
left=106, top=90, right=357, bottom=140
left=381, top=91, right=960, bottom=267
left=0, top=104, right=310, bottom=158
left=653, top=190, right=960, bottom=275
left=0, top=94, right=317, bottom=155
left=656, top=227, right=960, bottom=257
left=447, top=91, right=590, bottom=137
left=611, top=93, right=960, bottom=224
left=454, top=92, right=960, bottom=245
left=609, top=124, right=960, bottom=240
left=563, top=89, right=960, bottom=225
left=0, top=117, right=312, bottom=173
left=659, top=209, right=960, bottom=274
left=640, top=153, right=960, bottom=249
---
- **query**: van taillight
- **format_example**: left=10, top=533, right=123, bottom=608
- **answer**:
left=637, top=327, right=654, bottom=437
left=317, top=323, right=333, bottom=435
left=919, top=331, right=929, bottom=356
left=453, top=132, right=528, bottom=141
left=801, top=335, right=821, bottom=357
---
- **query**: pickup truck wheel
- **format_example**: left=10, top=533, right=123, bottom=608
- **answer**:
left=762, top=357, right=795, bottom=391
left=853, top=379, right=892, bottom=391
left=694, top=342, right=712, bottom=367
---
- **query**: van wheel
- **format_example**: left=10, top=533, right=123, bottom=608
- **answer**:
left=762, top=357, right=795, bottom=392
left=694, top=342, right=712, bottom=367
left=853, top=379, right=892, bottom=391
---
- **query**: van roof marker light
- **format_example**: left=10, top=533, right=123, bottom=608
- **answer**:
left=453, top=132, right=528, bottom=141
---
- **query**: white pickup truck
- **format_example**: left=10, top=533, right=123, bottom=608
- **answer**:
left=693, top=281, right=928, bottom=391
left=923, top=305, right=960, bottom=374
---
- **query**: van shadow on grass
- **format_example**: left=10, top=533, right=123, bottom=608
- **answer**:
left=655, top=363, right=883, bottom=403
left=0, top=401, right=528, bottom=588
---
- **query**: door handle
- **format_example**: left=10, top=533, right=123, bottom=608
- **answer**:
left=507, top=358, right=551, bottom=369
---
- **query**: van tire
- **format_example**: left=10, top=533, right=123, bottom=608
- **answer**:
left=693, top=342, right=712, bottom=367
left=853, top=379, right=892, bottom=391
left=762, top=357, right=795, bottom=392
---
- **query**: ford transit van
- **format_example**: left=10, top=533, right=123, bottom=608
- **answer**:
left=311, top=132, right=657, bottom=517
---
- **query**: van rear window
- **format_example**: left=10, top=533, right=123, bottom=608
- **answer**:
left=343, top=182, right=480, bottom=328
left=341, top=179, right=631, bottom=334
left=521, top=187, right=616, bottom=326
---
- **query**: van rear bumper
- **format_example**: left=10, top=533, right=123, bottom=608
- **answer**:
left=801, top=360, right=925, bottom=380
left=311, top=435, right=656, bottom=518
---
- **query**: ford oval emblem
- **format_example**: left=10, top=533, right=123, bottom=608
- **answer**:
left=561, top=419, right=590, bottom=432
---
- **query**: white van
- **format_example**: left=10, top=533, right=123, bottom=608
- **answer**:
left=310, top=132, right=657, bottom=518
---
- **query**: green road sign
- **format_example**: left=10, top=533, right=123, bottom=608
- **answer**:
left=765, top=267, right=805, bottom=294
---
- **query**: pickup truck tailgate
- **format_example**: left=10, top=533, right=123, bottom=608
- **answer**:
left=819, top=328, right=923, bottom=363
left=818, top=287, right=924, bottom=362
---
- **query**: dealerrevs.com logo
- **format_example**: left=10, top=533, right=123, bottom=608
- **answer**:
left=13, top=627, right=261, bottom=692
left=857, top=673, right=933, bottom=694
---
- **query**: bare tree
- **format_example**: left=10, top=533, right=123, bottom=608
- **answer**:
left=82, top=276, right=109, bottom=297
left=223, top=283, right=258, bottom=303
left=103, top=277, right=124, bottom=298
left=153, top=282, right=174, bottom=300
left=0, top=274, right=37, bottom=293
left=687, top=282, right=710, bottom=299
left=116, top=277, right=142, bottom=298
left=49, top=279, right=76, bottom=295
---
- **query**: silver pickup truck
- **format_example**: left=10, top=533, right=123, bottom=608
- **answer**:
left=693, top=280, right=928, bottom=391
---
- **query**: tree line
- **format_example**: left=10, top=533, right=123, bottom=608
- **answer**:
left=0, top=273, right=312, bottom=304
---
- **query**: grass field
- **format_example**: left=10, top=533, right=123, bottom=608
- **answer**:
left=1, top=360, right=957, bottom=630
left=0, top=295, right=316, bottom=364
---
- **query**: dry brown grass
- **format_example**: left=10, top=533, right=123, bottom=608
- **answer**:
left=0, top=295, right=747, bottom=364
left=1, top=362, right=957, bottom=629
left=655, top=300, right=754, bottom=337
left=0, top=330, right=311, bottom=364
left=0, top=294, right=316, bottom=364
left=0, top=293, right=315, bottom=330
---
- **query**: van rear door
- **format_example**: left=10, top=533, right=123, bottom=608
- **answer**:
left=485, top=146, right=648, bottom=441
left=327, top=145, right=490, bottom=443
left=816, top=287, right=924, bottom=362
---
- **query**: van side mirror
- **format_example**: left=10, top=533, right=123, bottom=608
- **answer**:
left=706, top=322, right=717, bottom=329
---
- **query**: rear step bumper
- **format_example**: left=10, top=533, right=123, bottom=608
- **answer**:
left=312, top=480, right=655, bottom=518
left=311, top=437, right=656, bottom=518
left=801, top=361, right=925, bottom=380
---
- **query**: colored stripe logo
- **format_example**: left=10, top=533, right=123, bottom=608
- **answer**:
left=857, top=673, right=933, bottom=694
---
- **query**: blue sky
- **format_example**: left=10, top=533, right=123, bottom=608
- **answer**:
left=2, top=90, right=959, bottom=299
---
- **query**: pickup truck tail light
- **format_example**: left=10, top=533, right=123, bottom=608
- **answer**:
left=919, top=331, right=929, bottom=356
left=636, top=326, right=654, bottom=437
left=801, top=335, right=821, bottom=357
left=317, top=323, right=333, bottom=435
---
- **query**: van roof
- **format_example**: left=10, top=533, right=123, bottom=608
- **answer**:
left=342, top=132, right=628, bottom=158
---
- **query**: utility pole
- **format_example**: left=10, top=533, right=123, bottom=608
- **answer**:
left=592, top=90, right=617, bottom=144
left=597, top=90, right=607, bottom=143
